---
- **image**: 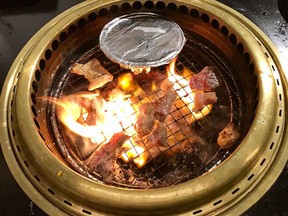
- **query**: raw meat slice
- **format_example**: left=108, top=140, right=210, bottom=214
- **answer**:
left=154, top=89, right=177, bottom=121
left=134, top=103, right=156, bottom=137
left=71, top=58, right=113, bottom=91
left=146, top=120, right=167, bottom=147
left=193, top=91, right=217, bottom=112
left=87, top=132, right=129, bottom=181
left=189, top=66, right=219, bottom=91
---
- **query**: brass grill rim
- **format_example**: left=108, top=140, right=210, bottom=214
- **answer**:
left=0, top=0, right=287, bottom=215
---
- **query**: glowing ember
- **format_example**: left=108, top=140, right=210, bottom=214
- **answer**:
left=118, top=73, right=146, bottom=98
left=119, top=139, right=148, bottom=168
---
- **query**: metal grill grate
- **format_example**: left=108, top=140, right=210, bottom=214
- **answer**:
left=48, top=29, right=243, bottom=189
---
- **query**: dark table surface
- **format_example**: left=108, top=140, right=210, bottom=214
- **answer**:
left=0, top=0, right=287, bottom=215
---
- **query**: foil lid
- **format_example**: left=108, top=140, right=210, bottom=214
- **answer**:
left=100, top=12, right=186, bottom=73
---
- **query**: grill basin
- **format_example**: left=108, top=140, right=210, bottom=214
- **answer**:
left=49, top=28, right=245, bottom=189
left=0, top=0, right=287, bottom=215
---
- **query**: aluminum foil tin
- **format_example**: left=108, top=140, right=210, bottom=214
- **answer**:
left=99, top=12, right=186, bottom=73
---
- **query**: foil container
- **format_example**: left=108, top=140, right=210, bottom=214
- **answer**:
left=99, top=12, right=186, bottom=73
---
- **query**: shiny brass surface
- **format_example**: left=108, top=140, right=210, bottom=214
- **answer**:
left=0, top=0, right=287, bottom=215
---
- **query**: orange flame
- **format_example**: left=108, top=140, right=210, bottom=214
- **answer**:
left=56, top=92, right=130, bottom=146
left=118, top=73, right=146, bottom=98
left=53, top=57, right=213, bottom=168
left=167, top=58, right=212, bottom=123
left=119, top=139, right=148, bottom=168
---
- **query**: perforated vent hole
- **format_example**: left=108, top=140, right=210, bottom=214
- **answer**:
left=48, top=188, right=55, bottom=195
left=155, top=1, right=165, bottom=10
left=247, top=173, right=254, bottom=181
left=68, top=25, right=77, bottom=34
left=201, top=13, right=209, bottom=23
left=64, top=200, right=72, bottom=206
left=231, top=188, right=240, bottom=194
left=193, top=209, right=203, bottom=215
left=276, top=125, right=280, bottom=133
left=34, top=175, right=41, bottom=182
left=32, top=81, right=38, bottom=93
left=16, top=145, right=21, bottom=152
left=45, top=49, right=52, bottom=60
left=213, top=200, right=222, bottom=206
left=238, top=42, right=244, bottom=54
left=121, top=2, right=131, bottom=11
left=39, top=59, right=46, bottom=70
left=52, top=40, right=59, bottom=51
left=59, top=32, right=67, bottom=42
left=230, top=34, right=237, bottom=44
left=82, top=209, right=92, bottom=215
left=190, top=9, right=199, bottom=18
left=77, top=18, right=86, bottom=27
left=260, top=158, right=266, bottom=166
left=31, top=93, right=36, bottom=105
left=221, top=26, right=228, bottom=36
left=211, top=19, right=219, bottom=29
left=167, top=2, right=177, bottom=11
left=99, top=8, right=108, bottom=17
left=179, top=5, right=188, bottom=14
left=133, top=1, right=142, bottom=9
left=244, top=52, right=250, bottom=64
left=23, top=160, right=29, bottom=167
left=34, top=118, right=40, bottom=129
left=31, top=105, right=37, bottom=117
left=110, top=5, right=119, bottom=13
left=38, top=131, right=46, bottom=141
left=35, top=70, right=41, bottom=81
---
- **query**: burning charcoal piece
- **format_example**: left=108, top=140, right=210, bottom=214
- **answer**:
left=217, top=123, right=240, bottom=149
left=154, top=89, right=177, bottom=122
left=86, top=132, right=129, bottom=182
left=71, top=58, right=113, bottom=91
left=193, top=91, right=218, bottom=112
left=189, top=66, right=220, bottom=91
left=135, top=103, right=156, bottom=137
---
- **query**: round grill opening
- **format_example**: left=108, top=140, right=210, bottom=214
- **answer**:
left=1, top=0, right=287, bottom=215
left=46, top=27, right=251, bottom=189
